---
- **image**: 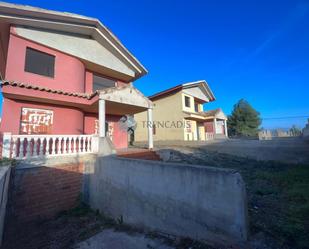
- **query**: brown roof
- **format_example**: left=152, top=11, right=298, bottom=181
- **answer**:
left=201, top=108, right=223, bottom=117
left=149, top=84, right=183, bottom=101
left=0, top=81, right=98, bottom=100
left=0, top=81, right=149, bottom=105
left=148, top=80, right=215, bottom=101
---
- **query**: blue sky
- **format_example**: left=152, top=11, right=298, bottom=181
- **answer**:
left=1, top=0, right=309, bottom=129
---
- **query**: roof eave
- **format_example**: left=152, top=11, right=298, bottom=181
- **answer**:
left=182, top=80, right=216, bottom=102
left=148, top=84, right=182, bottom=100
left=0, top=2, right=148, bottom=80
left=203, top=80, right=216, bottom=102
left=95, top=20, right=148, bottom=77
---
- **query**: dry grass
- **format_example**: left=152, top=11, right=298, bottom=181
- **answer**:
left=158, top=147, right=309, bottom=249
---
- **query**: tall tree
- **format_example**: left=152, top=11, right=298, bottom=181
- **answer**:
left=228, top=99, right=261, bottom=137
left=289, top=125, right=302, bottom=136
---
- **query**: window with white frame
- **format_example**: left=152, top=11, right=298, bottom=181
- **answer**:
left=184, top=96, right=191, bottom=108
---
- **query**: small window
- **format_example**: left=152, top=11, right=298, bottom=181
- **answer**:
left=194, top=102, right=199, bottom=112
left=93, top=75, right=116, bottom=91
left=184, top=96, right=191, bottom=108
left=25, top=48, right=55, bottom=77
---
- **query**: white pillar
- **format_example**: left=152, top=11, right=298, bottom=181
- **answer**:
left=147, top=108, right=154, bottom=149
left=2, top=132, right=12, bottom=158
left=224, top=119, right=228, bottom=137
left=99, top=98, right=106, bottom=138
left=213, top=118, right=217, bottom=135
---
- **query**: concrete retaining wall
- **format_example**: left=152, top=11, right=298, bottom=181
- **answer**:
left=0, top=165, right=11, bottom=246
left=84, top=156, right=248, bottom=245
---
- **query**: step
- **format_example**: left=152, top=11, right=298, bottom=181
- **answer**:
left=117, top=150, right=161, bottom=161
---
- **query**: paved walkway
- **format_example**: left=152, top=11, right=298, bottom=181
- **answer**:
left=75, top=229, right=174, bottom=249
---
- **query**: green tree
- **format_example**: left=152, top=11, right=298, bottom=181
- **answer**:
left=289, top=125, right=301, bottom=136
left=228, top=99, right=261, bottom=137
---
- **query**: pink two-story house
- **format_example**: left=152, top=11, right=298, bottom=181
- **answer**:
left=0, top=2, right=154, bottom=158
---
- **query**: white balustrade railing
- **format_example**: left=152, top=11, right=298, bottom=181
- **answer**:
left=205, top=132, right=214, bottom=141
left=2, top=134, right=96, bottom=159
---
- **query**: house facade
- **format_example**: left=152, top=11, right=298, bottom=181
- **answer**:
left=134, top=81, right=228, bottom=142
left=0, top=2, right=154, bottom=158
left=203, top=108, right=228, bottom=138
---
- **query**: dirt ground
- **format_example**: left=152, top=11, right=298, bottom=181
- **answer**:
left=2, top=203, right=216, bottom=249
left=155, top=139, right=309, bottom=249
left=139, top=137, right=309, bottom=164
left=2, top=205, right=104, bottom=249
left=75, top=229, right=174, bottom=249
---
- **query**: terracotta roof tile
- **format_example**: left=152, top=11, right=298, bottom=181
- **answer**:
left=201, top=108, right=223, bottom=117
left=0, top=81, right=98, bottom=100
left=149, top=80, right=216, bottom=101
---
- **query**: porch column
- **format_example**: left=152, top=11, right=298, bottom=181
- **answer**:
left=147, top=108, right=154, bottom=149
left=99, top=98, right=106, bottom=137
left=213, top=118, right=217, bottom=134
left=224, top=119, right=228, bottom=137
left=2, top=132, right=12, bottom=158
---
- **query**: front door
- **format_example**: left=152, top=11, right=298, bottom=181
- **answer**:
left=196, top=127, right=200, bottom=140
left=200, top=126, right=205, bottom=140
left=197, top=123, right=205, bottom=141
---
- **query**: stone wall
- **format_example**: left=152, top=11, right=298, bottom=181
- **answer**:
left=84, top=155, right=248, bottom=246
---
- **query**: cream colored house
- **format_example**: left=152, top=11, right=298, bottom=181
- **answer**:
left=134, top=80, right=228, bottom=142
left=203, top=108, right=228, bottom=139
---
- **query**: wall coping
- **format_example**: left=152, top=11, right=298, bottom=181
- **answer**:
left=98, top=154, right=240, bottom=176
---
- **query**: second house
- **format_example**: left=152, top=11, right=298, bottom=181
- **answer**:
left=134, top=80, right=228, bottom=142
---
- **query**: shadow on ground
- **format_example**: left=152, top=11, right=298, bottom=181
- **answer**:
left=3, top=203, right=217, bottom=249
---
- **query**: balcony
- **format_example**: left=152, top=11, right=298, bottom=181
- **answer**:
left=1, top=133, right=97, bottom=159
